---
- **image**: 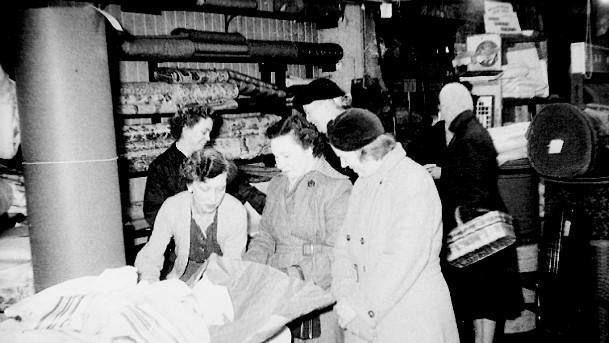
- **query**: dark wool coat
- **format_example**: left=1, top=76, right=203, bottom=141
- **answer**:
left=439, top=110, right=523, bottom=322
left=143, top=143, right=266, bottom=227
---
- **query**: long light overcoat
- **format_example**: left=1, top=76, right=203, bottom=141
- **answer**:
left=332, top=144, right=460, bottom=343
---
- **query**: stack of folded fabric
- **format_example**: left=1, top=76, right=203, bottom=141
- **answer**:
left=121, top=113, right=281, bottom=173
left=118, top=82, right=240, bottom=115
left=488, top=121, right=530, bottom=166
left=152, top=68, right=286, bottom=99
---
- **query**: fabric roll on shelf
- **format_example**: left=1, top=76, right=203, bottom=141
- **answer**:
left=528, top=103, right=609, bottom=179
left=118, top=82, right=239, bottom=115
left=151, top=68, right=287, bottom=99
left=153, top=68, right=230, bottom=84
left=121, top=37, right=197, bottom=60
left=171, top=28, right=247, bottom=44
left=120, top=34, right=343, bottom=66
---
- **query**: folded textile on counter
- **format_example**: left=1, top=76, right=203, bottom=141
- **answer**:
left=488, top=121, right=530, bottom=166
left=119, top=82, right=239, bottom=115
left=0, top=256, right=333, bottom=343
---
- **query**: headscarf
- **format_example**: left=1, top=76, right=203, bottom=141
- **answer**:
left=438, top=82, right=473, bottom=127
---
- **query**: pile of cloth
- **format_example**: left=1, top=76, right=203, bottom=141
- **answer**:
left=0, top=255, right=333, bottom=343
left=488, top=121, right=530, bottom=166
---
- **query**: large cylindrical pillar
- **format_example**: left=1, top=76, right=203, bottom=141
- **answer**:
left=16, top=6, right=125, bottom=291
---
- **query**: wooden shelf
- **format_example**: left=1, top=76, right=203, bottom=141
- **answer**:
left=119, top=2, right=332, bottom=26
left=503, top=96, right=563, bottom=106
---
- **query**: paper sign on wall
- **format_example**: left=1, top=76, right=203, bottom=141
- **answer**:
left=484, top=0, right=521, bottom=34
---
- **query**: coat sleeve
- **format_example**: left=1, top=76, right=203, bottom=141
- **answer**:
left=451, top=138, right=498, bottom=209
left=295, top=179, right=352, bottom=289
left=334, top=174, right=441, bottom=325
left=143, top=161, right=170, bottom=227
left=135, top=199, right=176, bottom=282
left=243, top=179, right=279, bottom=264
left=217, top=196, right=248, bottom=259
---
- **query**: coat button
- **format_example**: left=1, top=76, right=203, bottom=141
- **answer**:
left=360, top=237, right=364, bottom=245
left=346, top=234, right=351, bottom=241
left=368, top=310, right=375, bottom=318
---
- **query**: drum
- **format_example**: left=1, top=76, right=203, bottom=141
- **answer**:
left=498, top=158, right=540, bottom=244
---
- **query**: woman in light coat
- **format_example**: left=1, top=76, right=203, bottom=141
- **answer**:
left=328, top=108, right=459, bottom=343
left=244, top=114, right=352, bottom=343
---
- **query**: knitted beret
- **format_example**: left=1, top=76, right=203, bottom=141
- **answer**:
left=327, top=108, right=385, bottom=151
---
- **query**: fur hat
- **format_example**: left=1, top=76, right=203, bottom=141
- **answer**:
left=327, top=108, right=385, bottom=151
left=290, top=78, right=346, bottom=107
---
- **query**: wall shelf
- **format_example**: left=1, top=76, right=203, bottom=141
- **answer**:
left=118, top=1, right=340, bottom=29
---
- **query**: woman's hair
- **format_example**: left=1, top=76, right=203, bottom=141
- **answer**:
left=359, top=133, right=396, bottom=161
left=337, top=93, right=352, bottom=109
left=169, top=103, right=212, bottom=140
left=180, top=148, right=229, bottom=183
left=266, top=114, right=325, bottom=157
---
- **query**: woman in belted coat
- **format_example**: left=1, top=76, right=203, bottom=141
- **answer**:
left=244, top=114, right=352, bottom=343
left=328, top=108, right=459, bottom=343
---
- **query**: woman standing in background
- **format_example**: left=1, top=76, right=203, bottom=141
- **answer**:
left=436, top=83, right=522, bottom=343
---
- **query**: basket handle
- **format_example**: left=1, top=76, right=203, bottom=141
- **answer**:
left=454, top=206, right=464, bottom=226
left=454, top=206, right=491, bottom=226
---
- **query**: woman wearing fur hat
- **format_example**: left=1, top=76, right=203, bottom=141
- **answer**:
left=328, top=108, right=459, bottom=343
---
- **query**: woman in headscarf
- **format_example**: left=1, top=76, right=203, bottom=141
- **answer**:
left=328, top=108, right=459, bottom=343
left=244, top=114, right=352, bottom=343
left=436, top=82, right=522, bottom=343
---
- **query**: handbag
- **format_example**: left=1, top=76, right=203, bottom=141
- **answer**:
left=287, top=265, right=322, bottom=340
left=446, top=206, right=516, bottom=268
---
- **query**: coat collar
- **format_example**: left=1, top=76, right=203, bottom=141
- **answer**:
left=314, top=157, right=349, bottom=179
left=358, top=143, right=407, bottom=181
left=448, top=110, right=476, bottom=134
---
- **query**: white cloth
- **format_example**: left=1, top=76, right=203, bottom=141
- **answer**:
left=488, top=121, right=530, bottom=166
left=0, top=65, right=19, bottom=160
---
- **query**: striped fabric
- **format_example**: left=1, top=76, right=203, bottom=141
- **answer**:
left=8, top=278, right=211, bottom=343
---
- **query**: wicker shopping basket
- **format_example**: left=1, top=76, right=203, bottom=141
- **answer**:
left=446, top=207, right=517, bottom=268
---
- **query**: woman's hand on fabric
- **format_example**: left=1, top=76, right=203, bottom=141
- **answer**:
left=424, top=164, right=441, bottom=179
left=280, top=265, right=304, bottom=280
left=345, top=315, right=377, bottom=342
